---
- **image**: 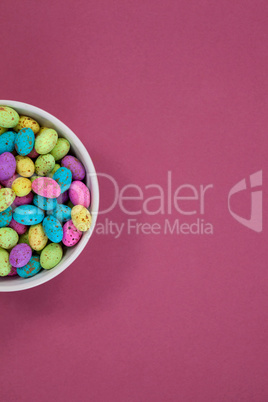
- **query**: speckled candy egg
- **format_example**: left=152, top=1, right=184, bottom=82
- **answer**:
left=18, top=230, right=30, bottom=246
left=0, top=227, right=19, bottom=249
left=9, top=243, right=32, bottom=268
left=35, top=154, right=55, bottom=176
left=35, top=128, right=58, bottom=154
left=12, top=177, right=32, bottom=197
left=13, top=192, right=34, bottom=207
left=15, top=128, right=35, bottom=156
left=69, top=181, right=90, bottom=208
left=42, top=216, right=63, bottom=243
left=17, top=255, right=41, bottom=278
left=1, top=172, right=19, bottom=188
left=62, top=220, right=83, bottom=247
left=50, top=138, right=70, bottom=161
left=61, top=155, right=85, bottom=181
left=33, top=194, right=57, bottom=211
left=0, top=152, right=16, bottom=181
left=29, top=223, right=48, bottom=251
left=14, top=116, right=40, bottom=134
left=40, top=243, right=63, bottom=270
left=8, top=266, right=17, bottom=276
left=48, top=163, right=60, bottom=178
left=0, top=106, right=19, bottom=128
left=0, top=206, right=12, bottom=228
left=57, top=190, right=69, bottom=204
left=71, top=205, right=92, bottom=232
left=0, top=248, right=12, bottom=276
left=0, top=131, right=17, bottom=154
left=0, top=127, right=7, bottom=135
left=27, top=147, right=39, bottom=158
left=13, top=205, right=44, bottom=225
left=32, top=177, right=61, bottom=199
left=9, top=218, right=27, bottom=235
left=53, top=167, right=72, bottom=193
left=15, top=155, right=35, bottom=177
left=48, top=204, right=71, bottom=223
left=0, top=188, right=16, bottom=212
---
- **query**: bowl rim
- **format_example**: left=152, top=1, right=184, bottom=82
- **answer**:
left=0, top=100, right=99, bottom=292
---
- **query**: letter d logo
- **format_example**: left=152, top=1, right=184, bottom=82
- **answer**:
left=228, top=171, right=262, bottom=232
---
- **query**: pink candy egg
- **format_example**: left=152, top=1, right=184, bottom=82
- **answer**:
left=32, top=177, right=61, bottom=199
left=62, top=220, right=83, bottom=247
left=13, top=191, right=34, bottom=207
left=69, top=181, right=90, bottom=208
left=27, top=147, right=39, bottom=158
left=9, top=218, right=27, bottom=235
left=1, top=173, right=19, bottom=188
left=8, top=266, right=17, bottom=276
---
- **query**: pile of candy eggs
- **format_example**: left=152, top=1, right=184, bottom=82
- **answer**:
left=0, top=105, right=92, bottom=278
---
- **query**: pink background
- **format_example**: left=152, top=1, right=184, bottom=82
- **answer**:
left=0, top=1, right=268, bottom=401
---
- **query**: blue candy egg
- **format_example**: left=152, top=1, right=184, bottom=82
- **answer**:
left=17, top=255, right=42, bottom=278
left=15, top=127, right=35, bottom=156
left=33, top=194, right=57, bottom=211
left=47, top=204, right=71, bottom=223
left=53, top=167, right=72, bottom=193
left=0, top=206, right=12, bottom=227
left=0, top=131, right=17, bottom=154
left=42, top=216, right=63, bottom=243
left=13, top=205, right=44, bottom=225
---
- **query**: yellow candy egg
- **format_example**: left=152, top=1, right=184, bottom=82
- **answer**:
left=71, top=205, right=92, bottom=232
left=15, top=155, right=35, bottom=177
left=12, top=177, right=32, bottom=197
left=14, top=115, right=40, bottom=134
left=0, top=126, right=7, bottom=135
left=29, top=223, right=48, bottom=251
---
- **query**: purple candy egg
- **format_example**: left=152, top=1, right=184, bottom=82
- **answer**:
left=0, top=152, right=16, bottom=181
left=61, top=155, right=86, bottom=181
left=57, top=190, right=69, bottom=204
left=13, top=191, right=34, bottom=207
left=9, top=243, right=32, bottom=268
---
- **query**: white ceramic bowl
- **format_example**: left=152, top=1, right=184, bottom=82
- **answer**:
left=0, top=100, right=99, bottom=292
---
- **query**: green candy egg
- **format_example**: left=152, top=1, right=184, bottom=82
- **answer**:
left=40, top=243, right=63, bottom=269
left=30, top=175, right=42, bottom=183
left=50, top=138, right=70, bottom=161
left=0, top=188, right=16, bottom=212
left=0, top=227, right=19, bottom=249
left=48, top=163, right=61, bottom=178
left=0, top=106, right=20, bottom=128
left=35, top=154, right=55, bottom=176
left=35, top=128, right=58, bottom=154
left=18, top=230, right=30, bottom=246
left=67, top=200, right=74, bottom=209
left=0, top=126, right=7, bottom=135
left=0, top=248, right=11, bottom=276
